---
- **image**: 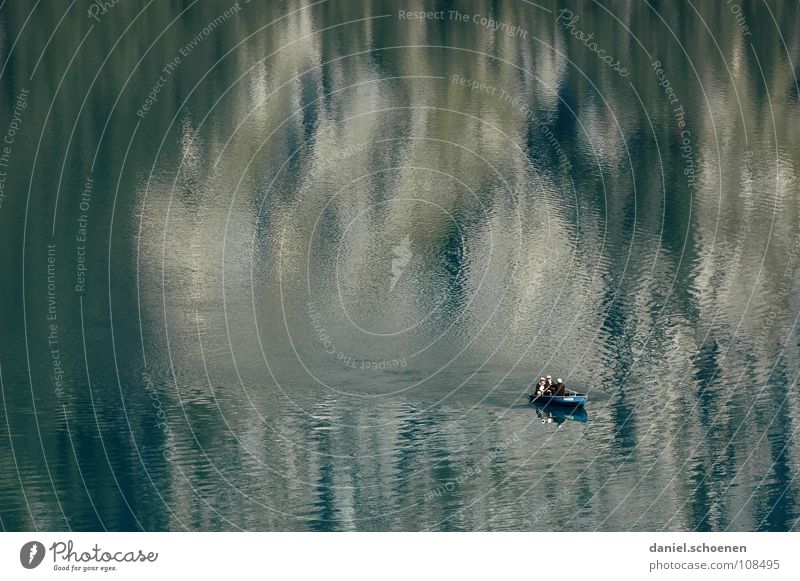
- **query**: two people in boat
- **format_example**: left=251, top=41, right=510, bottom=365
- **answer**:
left=535, top=375, right=568, bottom=396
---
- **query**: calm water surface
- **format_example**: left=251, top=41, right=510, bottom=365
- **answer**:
left=1, top=0, right=799, bottom=531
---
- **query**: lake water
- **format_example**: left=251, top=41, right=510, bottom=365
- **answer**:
left=1, top=0, right=799, bottom=531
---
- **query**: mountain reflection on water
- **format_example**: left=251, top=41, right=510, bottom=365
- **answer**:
left=0, top=0, right=799, bottom=531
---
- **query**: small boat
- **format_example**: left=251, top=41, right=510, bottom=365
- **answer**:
left=528, top=391, right=588, bottom=407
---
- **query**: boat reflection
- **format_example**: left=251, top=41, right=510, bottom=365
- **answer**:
left=531, top=401, right=588, bottom=425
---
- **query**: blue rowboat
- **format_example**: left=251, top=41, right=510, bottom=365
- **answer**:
left=528, top=391, right=588, bottom=407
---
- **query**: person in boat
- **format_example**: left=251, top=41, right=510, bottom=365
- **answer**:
left=536, top=377, right=547, bottom=395
left=544, top=375, right=554, bottom=394
left=554, top=378, right=567, bottom=396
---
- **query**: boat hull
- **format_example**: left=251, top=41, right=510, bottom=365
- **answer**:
left=528, top=393, right=588, bottom=406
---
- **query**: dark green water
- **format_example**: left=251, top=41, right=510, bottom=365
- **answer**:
left=1, top=0, right=799, bottom=531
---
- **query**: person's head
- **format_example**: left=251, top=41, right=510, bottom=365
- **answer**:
left=546, top=375, right=552, bottom=380
left=557, top=378, right=563, bottom=384
left=540, top=377, right=545, bottom=383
